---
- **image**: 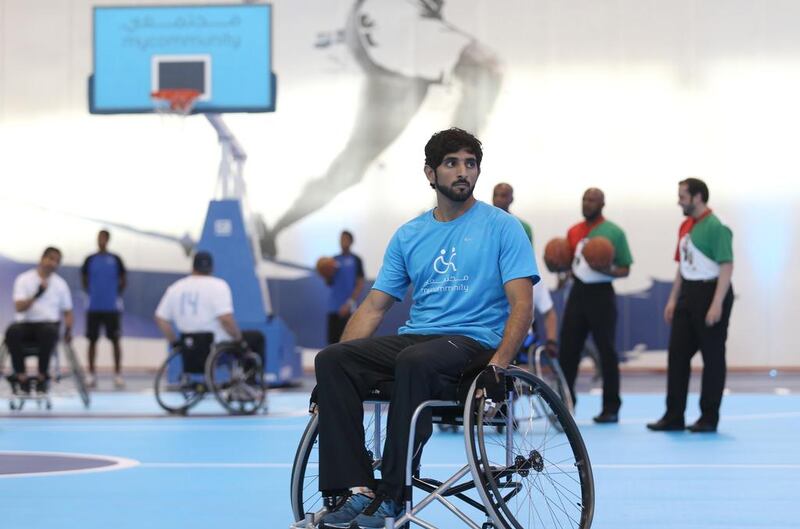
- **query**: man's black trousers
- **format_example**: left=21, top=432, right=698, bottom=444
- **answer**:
left=665, top=280, right=734, bottom=426
left=558, top=279, right=621, bottom=413
left=327, top=312, right=350, bottom=344
left=315, top=334, right=492, bottom=503
left=5, top=322, right=59, bottom=376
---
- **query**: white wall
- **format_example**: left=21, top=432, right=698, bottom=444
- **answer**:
left=1, top=0, right=798, bottom=366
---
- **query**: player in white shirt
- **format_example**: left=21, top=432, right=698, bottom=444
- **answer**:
left=154, top=252, right=243, bottom=348
left=6, top=247, right=74, bottom=392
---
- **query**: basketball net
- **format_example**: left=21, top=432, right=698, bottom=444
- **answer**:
left=151, top=89, right=201, bottom=116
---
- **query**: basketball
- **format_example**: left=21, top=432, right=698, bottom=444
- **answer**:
left=582, top=236, right=615, bottom=271
left=544, top=238, right=572, bottom=272
left=316, top=257, right=338, bottom=280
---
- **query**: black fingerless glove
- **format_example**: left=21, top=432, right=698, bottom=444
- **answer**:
left=476, top=364, right=506, bottom=403
left=33, top=284, right=46, bottom=299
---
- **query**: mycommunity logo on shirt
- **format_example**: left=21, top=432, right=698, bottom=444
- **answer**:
left=422, top=246, right=470, bottom=294
left=433, top=247, right=458, bottom=273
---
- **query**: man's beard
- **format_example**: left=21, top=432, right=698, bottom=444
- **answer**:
left=681, top=203, right=695, bottom=216
left=583, top=209, right=600, bottom=221
left=435, top=174, right=474, bottom=202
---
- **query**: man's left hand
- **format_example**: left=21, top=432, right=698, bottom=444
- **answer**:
left=63, top=328, right=72, bottom=344
left=705, top=302, right=723, bottom=327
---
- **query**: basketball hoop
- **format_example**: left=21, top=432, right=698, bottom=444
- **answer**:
left=151, top=89, right=201, bottom=116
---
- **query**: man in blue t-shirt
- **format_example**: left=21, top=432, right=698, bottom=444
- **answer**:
left=81, top=230, right=127, bottom=389
left=326, top=230, right=365, bottom=344
left=314, top=128, right=539, bottom=529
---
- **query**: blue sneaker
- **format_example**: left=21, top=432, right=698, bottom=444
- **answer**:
left=319, top=493, right=373, bottom=528
left=352, top=497, right=404, bottom=529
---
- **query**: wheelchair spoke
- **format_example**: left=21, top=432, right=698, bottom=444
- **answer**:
left=466, top=367, right=594, bottom=529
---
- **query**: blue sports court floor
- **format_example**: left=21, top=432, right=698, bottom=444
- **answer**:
left=0, top=379, right=798, bottom=529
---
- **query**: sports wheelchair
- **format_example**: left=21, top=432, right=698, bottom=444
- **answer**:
left=0, top=328, right=90, bottom=411
left=291, top=366, right=594, bottom=529
left=438, top=332, right=573, bottom=434
left=153, top=331, right=267, bottom=415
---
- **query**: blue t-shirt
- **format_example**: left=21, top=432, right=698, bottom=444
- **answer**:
left=81, top=252, right=126, bottom=312
left=329, top=253, right=365, bottom=312
left=373, top=201, right=540, bottom=348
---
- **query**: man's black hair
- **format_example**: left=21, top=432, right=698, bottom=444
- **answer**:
left=424, top=128, right=483, bottom=189
left=42, top=247, right=62, bottom=259
left=341, top=230, right=354, bottom=243
left=680, top=177, right=709, bottom=203
left=99, top=229, right=110, bottom=239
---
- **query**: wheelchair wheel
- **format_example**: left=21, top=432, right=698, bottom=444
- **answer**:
left=0, top=342, right=8, bottom=374
left=154, top=351, right=207, bottom=414
left=464, top=366, right=594, bottom=529
left=290, top=404, right=386, bottom=523
left=205, top=347, right=266, bottom=415
left=533, top=347, right=574, bottom=431
left=63, top=342, right=90, bottom=409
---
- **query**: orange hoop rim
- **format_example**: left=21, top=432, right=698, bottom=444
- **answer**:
left=151, top=89, right=201, bottom=114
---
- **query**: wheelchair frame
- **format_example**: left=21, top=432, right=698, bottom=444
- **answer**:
left=0, top=339, right=90, bottom=411
left=153, top=339, right=268, bottom=416
left=291, top=366, right=595, bottom=529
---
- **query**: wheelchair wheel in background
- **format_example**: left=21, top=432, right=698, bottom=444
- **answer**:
left=533, top=346, right=574, bottom=431
left=63, top=342, right=90, bottom=409
left=464, top=366, right=595, bottom=529
left=205, top=346, right=266, bottom=415
left=290, top=404, right=386, bottom=524
left=0, top=342, right=8, bottom=375
left=154, top=351, right=206, bottom=414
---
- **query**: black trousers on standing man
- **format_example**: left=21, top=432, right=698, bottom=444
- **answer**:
left=315, top=334, right=493, bottom=503
left=665, top=280, right=734, bottom=427
left=558, top=279, right=621, bottom=414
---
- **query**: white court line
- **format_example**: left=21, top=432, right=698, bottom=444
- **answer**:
left=138, top=462, right=800, bottom=470
left=0, top=424, right=305, bottom=432
left=574, top=410, right=800, bottom=426
left=143, top=463, right=292, bottom=468
left=0, top=451, right=140, bottom=479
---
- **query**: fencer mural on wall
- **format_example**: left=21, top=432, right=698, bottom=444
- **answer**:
left=259, top=0, right=503, bottom=258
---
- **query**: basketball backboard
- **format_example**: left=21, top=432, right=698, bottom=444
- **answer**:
left=89, top=4, right=275, bottom=114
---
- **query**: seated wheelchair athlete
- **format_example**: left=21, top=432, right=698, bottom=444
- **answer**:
left=1, top=330, right=90, bottom=411
left=5, top=246, right=74, bottom=398
left=153, top=251, right=266, bottom=415
left=305, top=129, right=541, bottom=528
left=153, top=330, right=266, bottom=415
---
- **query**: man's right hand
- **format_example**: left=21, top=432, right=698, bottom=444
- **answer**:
left=663, top=299, right=676, bottom=325
left=33, top=281, right=48, bottom=299
left=475, top=364, right=506, bottom=404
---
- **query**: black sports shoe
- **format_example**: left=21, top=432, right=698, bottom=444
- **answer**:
left=646, top=416, right=685, bottom=431
left=593, top=412, right=618, bottom=424
left=687, top=420, right=717, bottom=433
